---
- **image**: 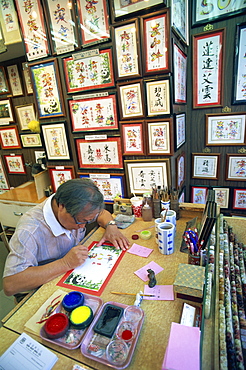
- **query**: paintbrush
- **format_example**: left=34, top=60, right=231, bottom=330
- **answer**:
left=111, top=291, right=155, bottom=297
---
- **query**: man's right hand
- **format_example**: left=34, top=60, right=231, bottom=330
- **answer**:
left=62, top=245, right=88, bottom=270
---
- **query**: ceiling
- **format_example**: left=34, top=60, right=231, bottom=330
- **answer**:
left=0, top=42, right=25, bottom=63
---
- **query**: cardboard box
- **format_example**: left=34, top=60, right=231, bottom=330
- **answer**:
left=173, top=263, right=205, bottom=299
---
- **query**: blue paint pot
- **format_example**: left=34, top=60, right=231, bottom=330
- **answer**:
left=62, top=291, right=84, bottom=312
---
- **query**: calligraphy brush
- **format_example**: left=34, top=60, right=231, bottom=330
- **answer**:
left=111, top=291, right=155, bottom=297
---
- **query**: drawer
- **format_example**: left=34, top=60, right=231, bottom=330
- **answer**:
left=0, top=202, right=35, bottom=228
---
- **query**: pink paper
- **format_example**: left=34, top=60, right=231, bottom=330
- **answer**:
left=162, top=322, right=200, bottom=370
left=127, top=243, right=153, bottom=257
left=134, top=261, right=164, bottom=281
left=143, top=285, right=174, bottom=300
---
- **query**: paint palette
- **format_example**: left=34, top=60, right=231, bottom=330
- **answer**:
left=81, top=301, right=145, bottom=369
left=40, top=293, right=103, bottom=350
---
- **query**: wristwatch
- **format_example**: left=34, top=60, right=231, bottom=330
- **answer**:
left=105, top=220, right=117, bottom=228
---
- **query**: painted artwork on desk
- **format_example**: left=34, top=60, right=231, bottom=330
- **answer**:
left=57, top=242, right=125, bottom=295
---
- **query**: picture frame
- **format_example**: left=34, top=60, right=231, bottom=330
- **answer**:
left=191, top=186, right=208, bottom=205
left=48, top=166, right=76, bottom=192
left=76, top=137, right=123, bottom=169
left=44, top=0, right=78, bottom=55
left=121, top=121, right=145, bottom=155
left=4, top=154, right=26, bottom=174
left=176, top=151, right=185, bottom=189
left=192, top=0, right=246, bottom=27
left=233, top=188, right=246, bottom=210
left=69, top=93, right=118, bottom=132
left=41, top=123, right=70, bottom=160
left=146, top=118, right=174, bottom=155
left=77, top=0, right=110, bottom=47
left=63, top=48, right=114, bottom=93
left=15, top=0, right=49, bottom=61
left=117, top=80, right=144, bottom=119
left=232, top=22, right=246, bottom=105
left=192, top=28, right=225, bottom=109
left=0, top=66, right=10, bottom=95
left=145, top=77, right=171, bottom=116
left=205, top=112, right=246, bottom=146
left=173, top=42, right=187, bottom=104
left=78, top=173, right=125, bottom=202
left=124, top=158, right=170, bottom=195
left=0, top=125, right=21, bottom=149
left=226, top=154, right=246, bottom=181
left=22, top=62, right=33, bottom=95
left=212, top=187, right=230, bottom=209
left=175, top=112, right=186, bottom=150
left=171, top=0, right=189, bottom=45
left=113, top=19, right=141, bottom=80
left=192, top=153, right=220, bottom=180
left=29, top=58, right=65, bottom=119
left=0, top=98, right=14, bottom=125
left=20, top=133, right=42, bottom=148
left=112, top=0, right=165, bottom=21
left=0, top=155, right=9, bottom=190
left=6, top=64, right=24, bottom=97
left=140, top=9, right=171, bottom=76
left=178, top=186, right=185, bottom=203
left=15, top=104, right=36, bottom=131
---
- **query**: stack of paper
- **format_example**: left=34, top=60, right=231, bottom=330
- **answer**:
left=162, top=322, right=200, bottom=370
left=0, top=332, right=58, bottom=370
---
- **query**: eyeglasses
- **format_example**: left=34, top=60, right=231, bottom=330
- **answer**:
left=73, top=213, right=99, bottom=225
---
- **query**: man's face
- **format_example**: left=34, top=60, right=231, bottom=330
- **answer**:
left=57, top=203, right=99, bottom=230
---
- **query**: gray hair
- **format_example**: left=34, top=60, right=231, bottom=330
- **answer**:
left=54, top=178, right=104, bottom=216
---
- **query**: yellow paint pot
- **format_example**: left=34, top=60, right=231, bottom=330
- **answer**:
left=70, top=305, right=93, bottom=330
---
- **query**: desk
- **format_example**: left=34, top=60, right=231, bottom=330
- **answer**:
left=2, top=205, right=216, bottom=370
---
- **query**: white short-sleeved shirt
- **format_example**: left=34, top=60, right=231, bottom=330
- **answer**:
left=3, top=195, right=86, bottom=278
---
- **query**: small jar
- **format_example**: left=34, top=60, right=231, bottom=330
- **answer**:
left=142, top=202, right=152, bottom=221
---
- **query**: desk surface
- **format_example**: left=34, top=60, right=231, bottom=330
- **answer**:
left=0, top=182, right=46, bottom=204
left=2, top=209, right=214, bottom=370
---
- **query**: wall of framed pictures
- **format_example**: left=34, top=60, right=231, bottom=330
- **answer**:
left=0, top=0, right=245, bottom=214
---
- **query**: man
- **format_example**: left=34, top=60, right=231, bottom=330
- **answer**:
left=3, top=178, right=130, bottom=301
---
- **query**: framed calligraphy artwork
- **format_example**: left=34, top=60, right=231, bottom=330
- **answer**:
left=124, top=158, right=170, bottom=195
left=226, top=154, right=246, bottom=181
left=0, top=155, right=9, bottom=190
left=232, top=22, right=246, bottom=105
left=121, top=121, right=145, bottom=155
left=20, top=133, right=42, bottom=148
left=63, top=48, right=114, bottom=93
left=41, top=123, right=70, bottom=160
left=171, top=0, right=189, bottom=45
left=15, top=104, right=36, bottom=131
left=29, top=58, right=65, bottom=119
left=175, top=112, right=186, bottom=150
left=112, top=0, right=166, bottom=21
left=77, top=0, right=110, bottom=46
left=0, top=98, right=14, bottom=125
left=0, top=126, right=21, bottom=149
left=140, top=9, right=171, bottom=76
left=145, top=78, right=171, bottom=116
left=0, top=66, right=10, bottom=95
left=176, top=151, right=185, bottom=189
left=76, top=137, right=123, bottom=169
left=4, top=154, right=26, bottom=174
left=212, top=187, right=230, bottom=209
left=6, top=64, right=24, bottom=97
left=173, top=42, right=187, bottom=104
left=192, top=0, right=246, bottom=27
left=146, top=119, right=173, bottom=155
left=48, top=166, right=76, bottom=192
left=44, top=0, right=78, bottom=55
left=233, top=189, right=246, bottom=210
left=113, top=19, right=141, bottom=80
left=78, top=173, right=125, bottom=202
left=192, top=153, right=220, bottom=180
left=15, top=0, right=49, bottom=61
left=190, top=186, right=208, bottom=205
left=117, top=80, right=144, bottom=119
left=205, top=112, right=246, bottom=146
left=22, top=62, right=33, bottom=95
left=193, top=28, right=225, bottom=109
left=0, top=0, right=22, bottom=46
left=69, top=94, right=118, bottom=132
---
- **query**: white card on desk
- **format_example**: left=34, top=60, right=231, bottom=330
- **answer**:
left=0, top=332, right=58, bottom=370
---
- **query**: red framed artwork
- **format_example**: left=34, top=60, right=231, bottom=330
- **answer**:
left=0, top=126, right=21, bottom=149
left=121, top=121, right=145, bottom=155
left=191, top=186, right=208, bottom=204
left=4, top=154, right=26, bottom=174
left=192, top=28, right=225, bottom=109
left=233, top=189, right=246, bottom=210
left=146, top=118, right=174, bottom=156
left=48, top=166, right=76, bottom=192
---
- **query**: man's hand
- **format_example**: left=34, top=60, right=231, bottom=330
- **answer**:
left=62, top=244, right=88, bottom=270
left=97, top=225, right=130, bottom=251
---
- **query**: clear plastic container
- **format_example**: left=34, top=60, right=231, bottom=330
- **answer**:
left=142, top=202, right=152, bottom=221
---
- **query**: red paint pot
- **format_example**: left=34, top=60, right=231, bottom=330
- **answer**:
left=44, top=313, right=69, bottom=339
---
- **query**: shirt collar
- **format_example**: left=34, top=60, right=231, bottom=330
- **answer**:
left=43, top=194, right=72, bottom=239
